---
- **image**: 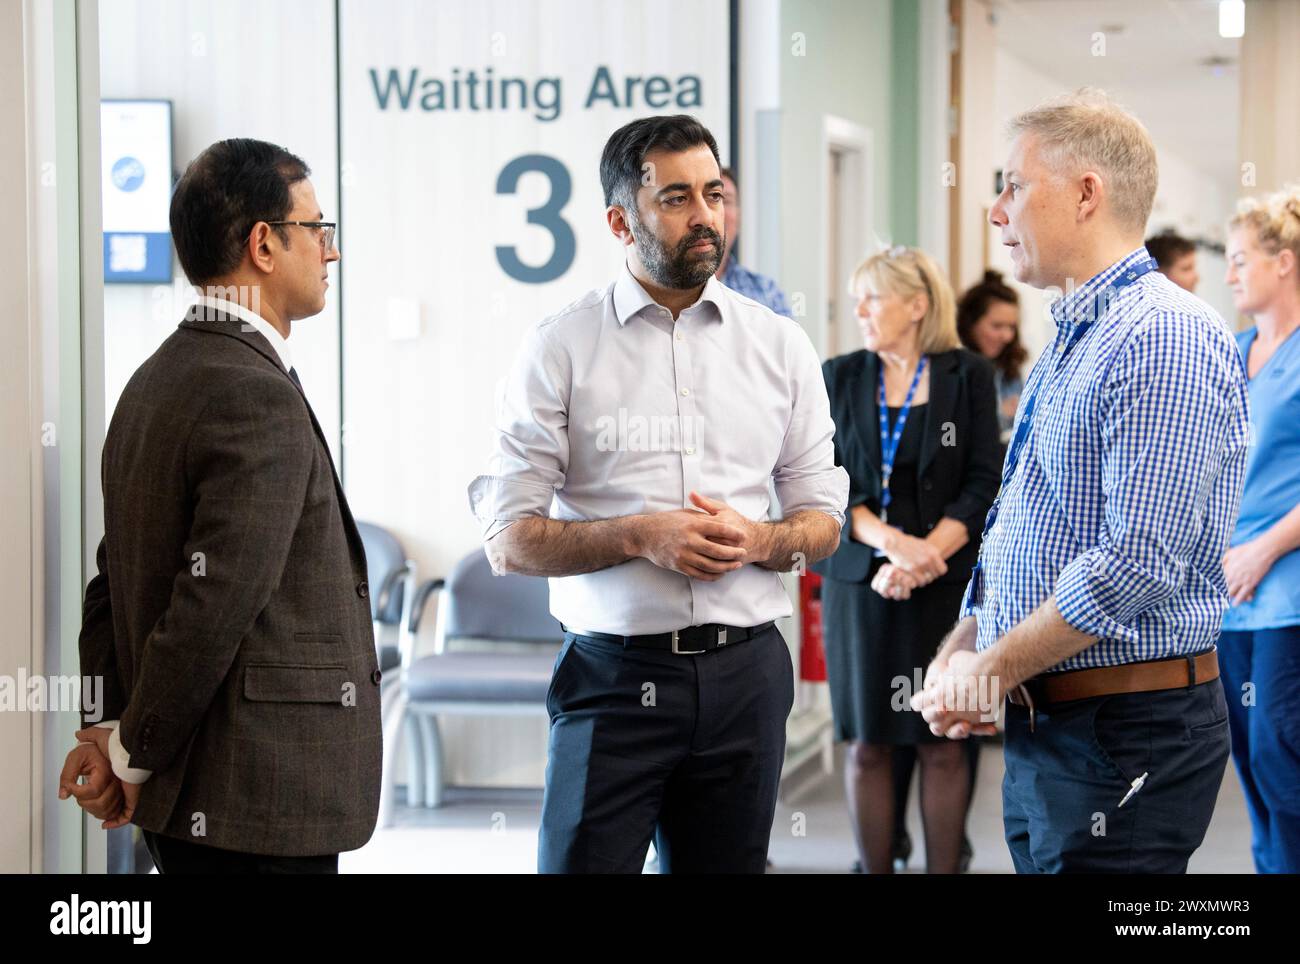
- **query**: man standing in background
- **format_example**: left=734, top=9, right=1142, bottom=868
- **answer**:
left=1146, top=229, right=1201, bottom=293
left=716, top=166, right=794, bottom=317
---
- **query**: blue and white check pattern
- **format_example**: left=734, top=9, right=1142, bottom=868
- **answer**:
left=720, top=259, right=792, bottom=317
left=960, top=248, right=1252, bottom=671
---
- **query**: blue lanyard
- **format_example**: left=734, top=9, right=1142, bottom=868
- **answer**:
left=877, top=355, right=928, bottom=524
left=968, top=256, right=1158, bottom=599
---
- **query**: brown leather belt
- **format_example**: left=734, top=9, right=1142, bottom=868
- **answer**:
left=1007, top=649, right=1219, bottom=710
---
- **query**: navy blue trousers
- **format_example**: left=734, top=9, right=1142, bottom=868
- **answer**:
left=1219, top=626, right=1300, bottom=873
left=1002, top=674, right=1229, bottom=873
left=538, top=625, right=793, bottom=874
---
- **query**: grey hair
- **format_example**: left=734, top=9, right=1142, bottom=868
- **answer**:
left=1007, top=88, right=1158, bottom=233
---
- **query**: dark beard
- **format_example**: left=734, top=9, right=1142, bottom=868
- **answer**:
left=630, top=218, right=724, bottom=290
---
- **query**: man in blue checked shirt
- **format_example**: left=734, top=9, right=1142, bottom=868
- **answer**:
left=716, top=167, right=793, bottom=317
left=911, top=90, right=1251, bottom=873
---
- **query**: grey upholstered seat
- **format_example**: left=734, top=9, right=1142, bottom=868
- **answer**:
left=404, top=650, right=558, bottom=703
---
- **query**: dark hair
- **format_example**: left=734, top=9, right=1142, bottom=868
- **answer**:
left=599, top=114, right=720, bottom=211
left=957, top=270, right=1026, bottom=380
left=169, top=138, right=310, bottom=285
left=720, top=166, right=737, bottom=194
left=1144, top=230, right=1196, bottom=270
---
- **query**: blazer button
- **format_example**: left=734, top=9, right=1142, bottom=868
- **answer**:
left=356, top=581, right=369, bottom=599
left=371, top=669, right=383, bottom=685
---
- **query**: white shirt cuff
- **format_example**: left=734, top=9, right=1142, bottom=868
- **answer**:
left=107, top=724, right=154, bottom=784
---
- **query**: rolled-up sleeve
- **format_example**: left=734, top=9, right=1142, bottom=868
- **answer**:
left=772, top=327, right=850, bottom=526
left=1053, top=314, right=1250, bottom=643
left=468, top=321, right=570, bottom=540
left=958, top=578, right=979, bottom=622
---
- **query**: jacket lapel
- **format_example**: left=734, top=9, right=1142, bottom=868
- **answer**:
left=846, top=350, right=882, bottom=476
left=918, top=350, right=958, bottom=477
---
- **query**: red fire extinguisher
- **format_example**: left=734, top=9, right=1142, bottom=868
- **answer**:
left=799, top=569, right=827, bottom=682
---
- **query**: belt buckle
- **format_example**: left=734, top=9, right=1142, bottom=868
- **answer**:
left=671, top=627, right=708, bottom=655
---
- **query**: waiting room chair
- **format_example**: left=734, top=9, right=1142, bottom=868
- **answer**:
left=379, top=548, right=561, bottom=821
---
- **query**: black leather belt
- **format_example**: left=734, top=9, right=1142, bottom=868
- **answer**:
left=560, top=621, right=776, bottom=655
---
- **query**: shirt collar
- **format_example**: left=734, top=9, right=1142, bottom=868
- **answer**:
left=1050, top=246, right=1152, bottom=335
left=612, top=263, right=726, bottom=326
left=193, top=295, right=294, bottom=372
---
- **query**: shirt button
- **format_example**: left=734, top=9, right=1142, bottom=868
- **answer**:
left=680, top=388, right=689, bottom=396
left=675, top=332, right=683, bottom=341
left=685, top=447, right=695, bottom=455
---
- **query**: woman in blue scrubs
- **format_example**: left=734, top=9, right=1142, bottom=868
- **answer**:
left=1220, top=187, right=1300, bottom=873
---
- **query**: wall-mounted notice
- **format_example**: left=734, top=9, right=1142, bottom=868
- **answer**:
left=101, top=99, right=173, bottom=284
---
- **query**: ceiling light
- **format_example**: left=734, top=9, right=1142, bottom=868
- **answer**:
left=1219, top=0, right=1245, bottom=39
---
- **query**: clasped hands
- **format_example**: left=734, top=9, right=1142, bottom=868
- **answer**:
left=635, top=491, right=772, bottom=581
left=910, top=648, right=1002, bottom=740
left=869, top=529, right=947, bottom=601
left=58, top=726, right=139, bottom=829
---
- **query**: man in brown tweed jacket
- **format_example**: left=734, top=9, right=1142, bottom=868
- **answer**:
left=58, top=139, right=382, bottom=873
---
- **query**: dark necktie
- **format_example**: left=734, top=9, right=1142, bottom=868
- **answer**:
left=288, top=366, right=303, bottom=392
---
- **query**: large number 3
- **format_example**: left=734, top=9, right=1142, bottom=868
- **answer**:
left=495, top=154, right=576, bottom=284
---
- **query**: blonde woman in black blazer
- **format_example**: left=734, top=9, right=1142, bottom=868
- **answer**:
left=811, top=247, right=1001, bottom=873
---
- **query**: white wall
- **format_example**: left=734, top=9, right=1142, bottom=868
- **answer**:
left=1148, top=149, right=1234, bottom=326
left=987, top=46, right=1067, bottom=361
left=97, top=0, right=342, bottom=456
left=1, top=0, right=36, bottom=875
left=779, top=0, right=896, bottom=358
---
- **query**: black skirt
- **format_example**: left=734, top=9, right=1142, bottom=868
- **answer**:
left=821, top=568, right=967, bottom=745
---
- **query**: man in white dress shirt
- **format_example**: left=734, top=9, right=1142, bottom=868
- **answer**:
left=469, top=115, right=849, bottom=873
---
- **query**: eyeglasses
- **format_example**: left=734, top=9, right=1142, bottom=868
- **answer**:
left=257, top=220, right=337, bottom=254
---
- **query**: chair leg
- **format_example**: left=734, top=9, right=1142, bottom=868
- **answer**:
left=405, top=711, right=426, bottom=809
left=377, top=683, right=409, bottom=829
left=418, top=714, right=445, bottom=808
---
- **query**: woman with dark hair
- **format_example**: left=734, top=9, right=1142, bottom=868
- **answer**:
left=956, top=270, right=1027, bottom=446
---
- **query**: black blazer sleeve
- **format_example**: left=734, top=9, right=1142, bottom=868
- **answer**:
left=811, top=355, right=877, bottom=584
left=942, top=354, right=1002, bottom=541
left=78, top=537, right=127, bottom=725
